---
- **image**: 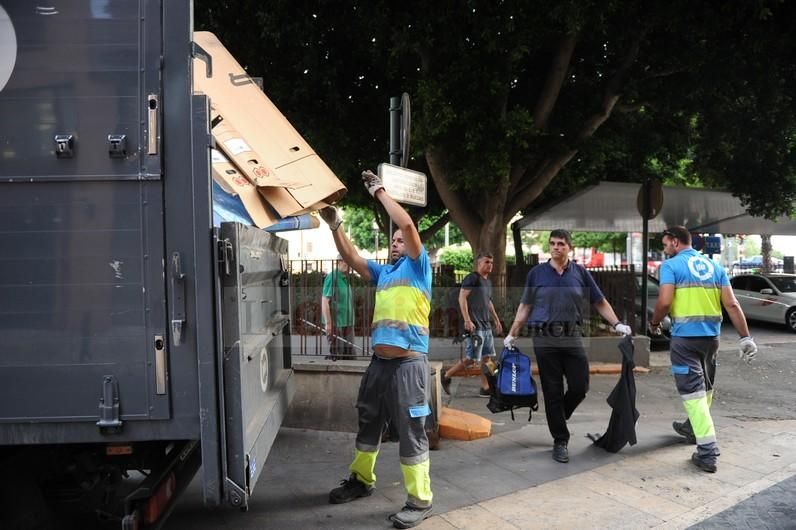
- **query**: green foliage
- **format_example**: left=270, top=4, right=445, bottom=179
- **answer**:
left=521, top=231, right=550, bottom=252
left=343, top=206, right=387, bottom=252
left=571, top=232, right=627, bottom=252
left=439, top=248, right=474, bottom=272
left=343, top=206, right=465, bottom=252
left=418, top=214, right=465, bottom=250
left=195, top=0, right=796, bottom=241
left=743, top=237, right=762, bottom=257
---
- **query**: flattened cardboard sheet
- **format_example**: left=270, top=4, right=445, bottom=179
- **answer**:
left=194, top=31, right=346, bottom=216
left=210, top=148, right=279, bottom=228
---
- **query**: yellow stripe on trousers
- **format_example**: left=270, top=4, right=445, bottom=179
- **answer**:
left=349, top=448, right=378, bottom=487
left=682, top=395, right=716, bottom=444
left=401, top=460, right=432, bottom=507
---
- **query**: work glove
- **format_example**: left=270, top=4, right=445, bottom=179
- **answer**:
left=319, top=206, right=342, bottom=231
left=738, top=336, right=758, bottom=364
left=648, top=321, right=663, bottom=337
left=613, top=323, right=632, bottom=336
left=362, top=170, right=385, bottom=197
left=503, top=335, right=516, bottom=350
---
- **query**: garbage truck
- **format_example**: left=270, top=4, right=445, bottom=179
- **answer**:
left=0, top=2, right=345, bottom=528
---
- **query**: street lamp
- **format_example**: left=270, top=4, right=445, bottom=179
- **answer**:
left=372, top=220, right=379, bottom=258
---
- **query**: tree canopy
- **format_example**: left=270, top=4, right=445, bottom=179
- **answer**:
left=344, top=205, right=465, bottom=252
left=195, top=1, right=796, bottom=276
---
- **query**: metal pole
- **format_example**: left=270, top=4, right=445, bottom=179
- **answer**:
left=640, top=178, right=650, bottom=333
left=389, top=96, right=402, bottom=166
left=388, top=96, right=403, bottom=243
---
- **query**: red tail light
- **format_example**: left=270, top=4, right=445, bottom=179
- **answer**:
left=144, top=472, right=176, bottom=525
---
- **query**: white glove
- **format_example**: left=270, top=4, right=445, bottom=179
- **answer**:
left=362, top=170, right=385, bottom=197
left=503, top=335, right=516, bottom=349
left=319, top=206, right=342, bottom=231
left=738, top=336, right=758, bottom=364
left=613, top=323, right=632, bottom=336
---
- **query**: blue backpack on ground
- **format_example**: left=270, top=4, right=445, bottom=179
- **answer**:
left=483, top=346, right=539, bottom=421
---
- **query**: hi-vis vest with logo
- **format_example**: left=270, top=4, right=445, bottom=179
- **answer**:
left=659, top=248, right=729, bottom=337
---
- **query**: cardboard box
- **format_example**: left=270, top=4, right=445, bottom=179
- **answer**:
left=211, top=107, right=312, bottom=217
left=194, top=31, right=346, bottom=215
left=210, top=148, right=279, bottom=228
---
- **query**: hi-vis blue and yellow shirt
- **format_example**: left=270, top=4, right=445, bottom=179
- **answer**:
left=367, top=247, right=432, bottom=353
left=659, top=248, right=729, bottom=337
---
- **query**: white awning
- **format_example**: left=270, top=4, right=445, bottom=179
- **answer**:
left=512, top=181, right=796, bottom=235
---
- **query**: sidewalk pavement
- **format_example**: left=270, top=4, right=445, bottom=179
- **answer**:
left=423, top=416, right=796, bottom=529
left=170, top=342, right=796, bottom=530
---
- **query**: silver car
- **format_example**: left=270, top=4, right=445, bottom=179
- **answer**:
left=730, top=274, right=796, bottom=332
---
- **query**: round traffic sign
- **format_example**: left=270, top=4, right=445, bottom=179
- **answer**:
left=636, top=179, right=663, bottom=220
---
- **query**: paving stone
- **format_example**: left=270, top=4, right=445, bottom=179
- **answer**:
left=687, top=474, right=796, bottom=530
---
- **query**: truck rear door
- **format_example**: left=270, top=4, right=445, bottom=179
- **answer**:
left=0, top=0, right=171, bottom=436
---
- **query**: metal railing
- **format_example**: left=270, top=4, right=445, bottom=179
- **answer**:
left=288, top=260, right=639, bottom=357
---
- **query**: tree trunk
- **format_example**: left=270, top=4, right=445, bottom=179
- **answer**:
left=761, top=234, right=772, bottom=272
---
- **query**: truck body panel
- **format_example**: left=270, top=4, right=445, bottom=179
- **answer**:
left=0, top=0, right=299, bottom=524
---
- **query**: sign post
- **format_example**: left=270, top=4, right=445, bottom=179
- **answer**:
left=636, top=179, right=664, bottom=333
left=387, top=94, right=412, bottom=237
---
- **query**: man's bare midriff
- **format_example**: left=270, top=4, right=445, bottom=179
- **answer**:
left=373, top=345, right=421, bottom=359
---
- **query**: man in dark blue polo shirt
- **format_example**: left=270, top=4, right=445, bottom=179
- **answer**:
left=505, top=229, right=631, bottom=463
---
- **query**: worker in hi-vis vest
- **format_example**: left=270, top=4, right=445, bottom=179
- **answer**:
left=319, top=170, right=433, bottom=529
left=650, top=225, right=757, bottom=473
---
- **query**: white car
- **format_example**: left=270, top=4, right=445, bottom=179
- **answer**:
left=730, top=273, right=796, bottom=332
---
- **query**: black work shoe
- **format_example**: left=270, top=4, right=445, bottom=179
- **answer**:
left=691, top=453, right=717, bottom=473
left=673, top=420, right=696, bottom=444
left=478, top=388, right=491, bottom=397
left=672, top=421, right=721, bottom=455
left=441, top=375, right=452, bottom=395
left=389, top=504, right=433, bottom=529
left=329, top=474, right=373, bottom=504
left=552, top=442, right=569, bottom=463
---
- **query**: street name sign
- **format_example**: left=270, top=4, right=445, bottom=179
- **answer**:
left=378, top=163, right=427, bottom=207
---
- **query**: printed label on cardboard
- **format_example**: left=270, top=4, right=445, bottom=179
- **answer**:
left=211, top=149, right=227, bottom=163
left=223, top=138, right=252, bottom=156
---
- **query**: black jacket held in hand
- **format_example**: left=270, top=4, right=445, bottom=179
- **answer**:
left=589, top=336, right=639, bottom=453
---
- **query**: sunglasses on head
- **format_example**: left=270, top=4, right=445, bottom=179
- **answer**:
left=662, top=230, right=675, bottom=238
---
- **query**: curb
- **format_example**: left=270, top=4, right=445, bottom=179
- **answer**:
left=445, top=363, right=650, bottom=377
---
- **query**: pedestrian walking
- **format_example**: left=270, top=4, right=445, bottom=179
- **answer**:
left=504, top=229, right=631, bottom=463
left=441, top=252, right=502, bottom=396
left=319, top=170, right=433, bottom=529
left=650, top=225, right=757, bottom=473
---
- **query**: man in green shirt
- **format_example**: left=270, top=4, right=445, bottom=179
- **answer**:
left=321, top=256, right=355, bottom=359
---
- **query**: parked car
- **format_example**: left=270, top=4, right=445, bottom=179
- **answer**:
left=730, top=274, right=796, bottom=332
left=633, top=274, right=671, bottom=349
left=731, top=256, right=784, bottom=275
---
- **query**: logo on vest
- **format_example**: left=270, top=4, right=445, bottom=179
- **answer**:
left=687, top=255, right=714, bottom=281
